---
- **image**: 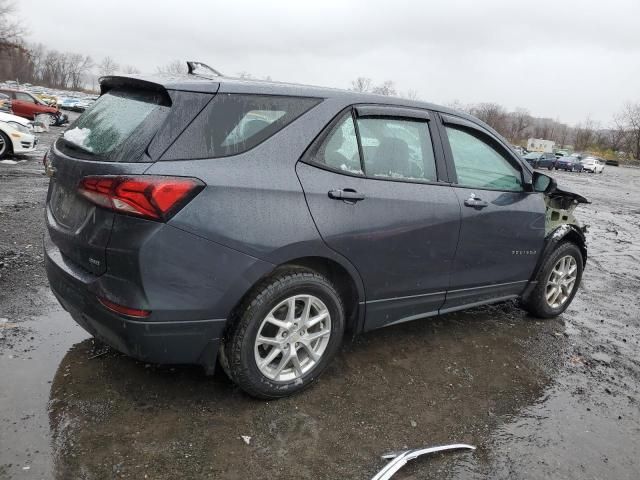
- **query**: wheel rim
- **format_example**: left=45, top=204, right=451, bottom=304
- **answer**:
left=254, top=294, right=331, bottom=382
left=0, top=135, right=6, bottom=156
left=545, top=255, right=578, bottom=309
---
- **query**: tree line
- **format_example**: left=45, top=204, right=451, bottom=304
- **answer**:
left=350, top=76, right=640, bottom=162
left=1, top=0, right=638, bottom=161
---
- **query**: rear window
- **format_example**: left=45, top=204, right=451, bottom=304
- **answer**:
left=57, top=89, right=170, bottom=162
left=161, top=94, right=321, bottom=160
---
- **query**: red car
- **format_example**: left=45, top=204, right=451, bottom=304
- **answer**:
left=0, top=89, right=67, bottom=125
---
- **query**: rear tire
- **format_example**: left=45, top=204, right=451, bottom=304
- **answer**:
left=523, top=242, right=583, bottom=318
left=221, top=268, right=345, bottom=399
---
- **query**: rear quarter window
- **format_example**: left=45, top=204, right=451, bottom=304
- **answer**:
left=161, top=94, right=321, bottom=160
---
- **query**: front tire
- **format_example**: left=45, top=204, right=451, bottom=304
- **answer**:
left=0, top=131, right=11, bottom=159
left=522, top=242, right=583, bottom=318
left=221, top=268, right=345, bottom=399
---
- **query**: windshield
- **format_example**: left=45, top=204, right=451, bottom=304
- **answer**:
left=524, top=152, right=541, bottom=159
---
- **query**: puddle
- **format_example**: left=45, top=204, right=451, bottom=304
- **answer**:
left=0, top=304, right=89, bottom=478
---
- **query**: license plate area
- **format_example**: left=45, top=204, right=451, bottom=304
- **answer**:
left=50, top=181, right=89, bottom=229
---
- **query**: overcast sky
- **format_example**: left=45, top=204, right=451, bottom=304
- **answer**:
left=19, top=0, right=640, bottom=125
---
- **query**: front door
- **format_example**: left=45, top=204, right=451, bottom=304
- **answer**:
left=297, top=106, right=461, bottom=331
left=437, top=115, right=546, bottom=312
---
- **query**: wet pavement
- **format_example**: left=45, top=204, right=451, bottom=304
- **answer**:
left=1, top=132, right=639, bottom=479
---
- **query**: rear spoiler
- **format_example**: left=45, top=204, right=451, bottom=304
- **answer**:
left=99, top=76, right=170, bottom=97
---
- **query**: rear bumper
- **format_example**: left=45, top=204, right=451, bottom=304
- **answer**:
left=44, top=232, right=226, bottom=373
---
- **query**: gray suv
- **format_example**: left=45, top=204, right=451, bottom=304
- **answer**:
left=44, top=69, right=588, bottom=398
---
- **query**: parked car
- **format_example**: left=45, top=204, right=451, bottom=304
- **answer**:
left=0, top=93, right=12, bottom=113
left=44, top=71, right=588, bottom=398
left=0, top=111, right=37, bottom=159
left=523, top=151, right=544, bottom=167
left=525, top=152, right=557, bottom=169
left=0, top=88, right=67, bottom=125
left=605, top=159, right=619, bottom=166
left=556, top=156, right=584, bottom=172
left=581, top=157, right=605, bottom=173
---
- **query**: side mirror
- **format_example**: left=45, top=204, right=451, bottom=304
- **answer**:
left=533, top=171, right=556, bottom=193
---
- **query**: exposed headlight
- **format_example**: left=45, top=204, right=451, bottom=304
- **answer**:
left=7, top=121, right=31, bottom=135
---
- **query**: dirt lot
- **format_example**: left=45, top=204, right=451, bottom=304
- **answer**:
left=1, top=126, right=639, bottom=479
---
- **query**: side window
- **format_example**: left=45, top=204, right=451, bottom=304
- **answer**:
left=445, top=126, right=523, bottom=191
left=356, top=117, right=437, bottom=182
left=162, top=94, right=321, bottom=160
left=312, top=113, right=363, bottom=175
left=15, top=92, right=35, bottom=103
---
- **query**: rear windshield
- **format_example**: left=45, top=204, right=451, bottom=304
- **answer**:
left=161, top=94, right=321, bottom=160
left=57, top=89, right=170, bottom=162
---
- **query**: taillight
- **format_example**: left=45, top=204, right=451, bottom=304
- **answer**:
left=98, top=297, right=151, bottom=318
left=78, top=175, right=204, bottom=221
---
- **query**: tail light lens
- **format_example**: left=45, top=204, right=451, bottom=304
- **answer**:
left=78, top=175, right=204, bottom=221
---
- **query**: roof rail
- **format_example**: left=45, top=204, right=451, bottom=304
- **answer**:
left=186, top=61, right=222, bottom=78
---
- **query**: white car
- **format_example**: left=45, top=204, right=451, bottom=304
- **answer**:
left=581, top=156, right=605, bottom=173
left=0, top=112, right=38, bottom=159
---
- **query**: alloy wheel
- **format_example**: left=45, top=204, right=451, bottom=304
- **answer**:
left=545, top=255, right=578, bottom=308
left=254, top=294, right=332, bottom=382
left=0, top=136, right=6, bottom=156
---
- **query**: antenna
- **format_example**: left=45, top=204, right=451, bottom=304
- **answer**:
left=186, top=61, right=222, bottom=77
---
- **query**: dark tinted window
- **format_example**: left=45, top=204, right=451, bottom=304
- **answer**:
left=162, top=94, right=321, bottom=160
left=57, top=88, right=170, bottom=162
left=357, top=117, right=437, bottom=182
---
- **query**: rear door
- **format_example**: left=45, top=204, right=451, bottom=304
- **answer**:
left=436, top=114, right=545, bottom=312
left=46, top=85, right=213, bottom=275
left=297, top=105, right=461, bottom=331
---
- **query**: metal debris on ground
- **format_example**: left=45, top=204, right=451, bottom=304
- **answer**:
left=371, top=444, right=476, bottom=480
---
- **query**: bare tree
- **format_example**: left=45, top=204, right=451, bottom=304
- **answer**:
left=67, top=53, right=93, bottom=89
left=403, top=89, right=419, bottom=101
left=470, top=103, right=508, bottom=135
left=372, top=80, right=397, bottom=96
left=508, top=108, right=531, bottom=142
left=0, top=0, right=24, bottom=43
left=608, top=113, right=629, bottom=152
left=98, top=56, right=118, bottom=77
left=620, top=102, right=640, bottom=160
left=350, top=77, right=372, bottom=93
left=574, top=118, right=597, bottom=151
left=122, top=65, right=140, bottom=74
left=156, top=60, right=187, bottom=75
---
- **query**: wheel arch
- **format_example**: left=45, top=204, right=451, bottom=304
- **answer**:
left=522, top=224, right=587, bottom=300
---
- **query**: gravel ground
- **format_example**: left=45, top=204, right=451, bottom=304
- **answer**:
left=0, top=127, right=639, bottom=479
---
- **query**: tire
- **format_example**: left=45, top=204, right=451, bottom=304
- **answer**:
left=0, top=131, right=11, bottom=159
left=221, top=268, right=345, bottom=399
left=522, top=242, right=583, bottom=319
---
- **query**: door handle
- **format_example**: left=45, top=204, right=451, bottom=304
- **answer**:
left=328, top=189, right=365, bottom=202
left=464, top=194, right=489, bottom=208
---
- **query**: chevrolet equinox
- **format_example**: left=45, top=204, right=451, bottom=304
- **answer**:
left=45, top=66, right=588, bottom=398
